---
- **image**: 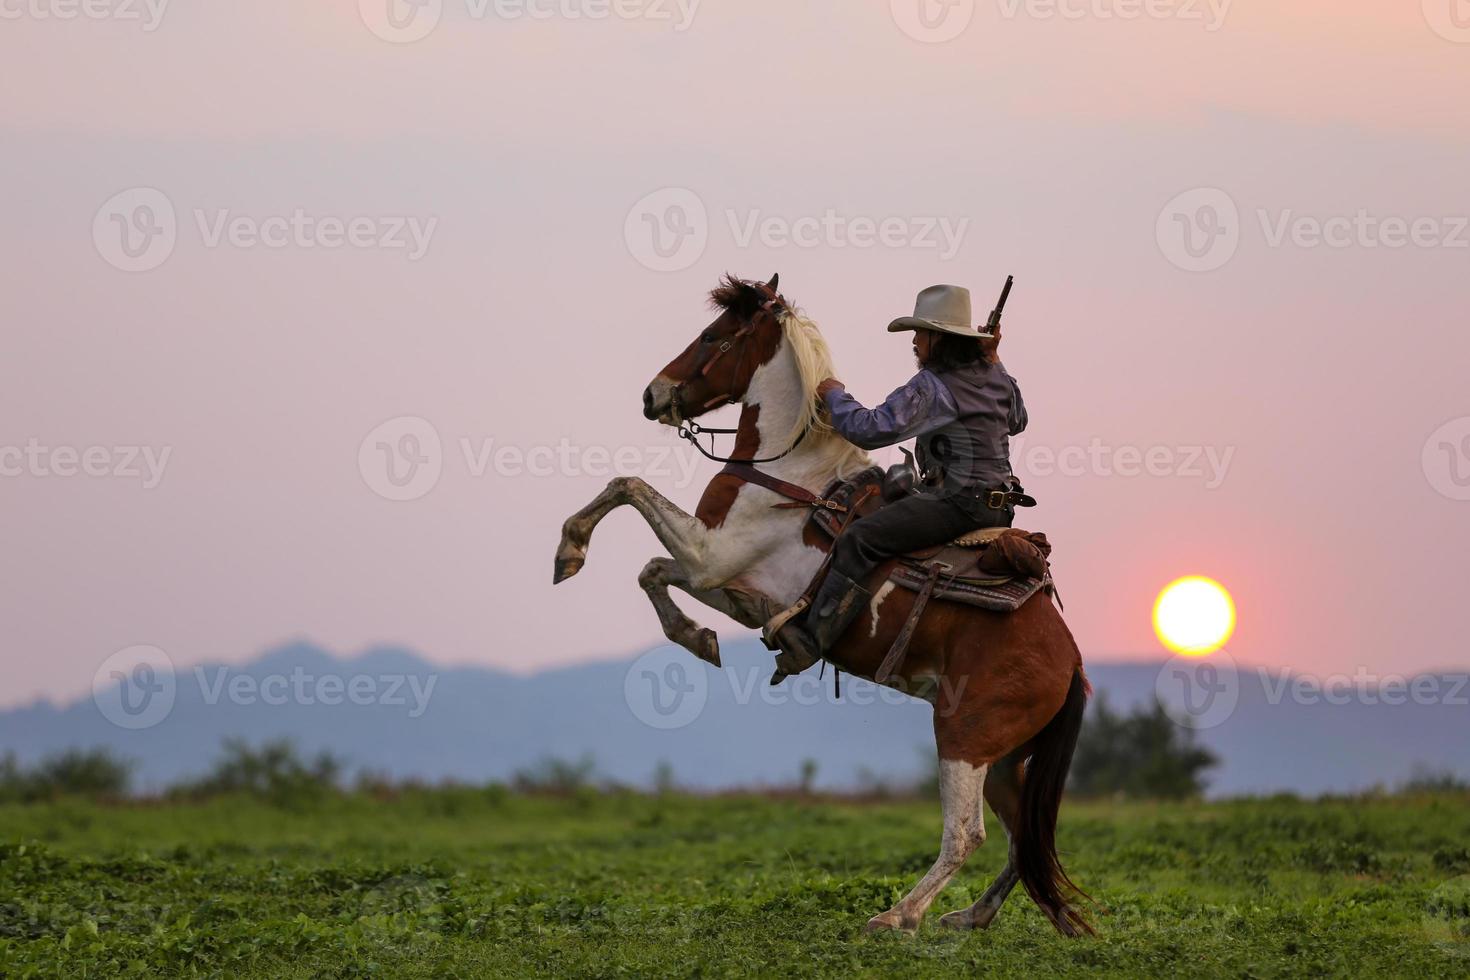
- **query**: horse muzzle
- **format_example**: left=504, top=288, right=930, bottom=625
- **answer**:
left=642, top=377, right=678, bottom=424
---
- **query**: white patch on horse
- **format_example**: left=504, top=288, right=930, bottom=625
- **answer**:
left=868, top=580, right=897, bottom=638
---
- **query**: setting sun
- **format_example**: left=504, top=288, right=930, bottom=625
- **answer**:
left=1153, top=576, right=1236, bottom=657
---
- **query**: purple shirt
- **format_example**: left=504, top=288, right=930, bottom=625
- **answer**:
left=822, top=364, right=1027, bottom=452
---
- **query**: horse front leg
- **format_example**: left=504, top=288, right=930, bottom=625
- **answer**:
left=554, top=476, right=724, bottom=586
left=637, top=557, right=724, bottom=665
left=940, top=757, right=1023, bottom=930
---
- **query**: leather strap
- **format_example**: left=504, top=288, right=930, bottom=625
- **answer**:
left=720, top=463, right=846, bottom=511
left=875, top=561, right=947, bottom=684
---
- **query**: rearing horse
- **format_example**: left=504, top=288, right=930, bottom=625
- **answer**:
left=554, top=275, right=1092, bottom=936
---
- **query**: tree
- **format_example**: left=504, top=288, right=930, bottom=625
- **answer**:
left=1068, top=693, right=1219, bottom=799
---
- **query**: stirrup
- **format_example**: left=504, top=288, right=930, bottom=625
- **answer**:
left=761, top=596, right=810, bottom=649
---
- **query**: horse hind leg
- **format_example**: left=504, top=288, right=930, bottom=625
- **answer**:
left=865, top=758, right=986, bottom=935
left=940, top=756, right=1023, bottom=930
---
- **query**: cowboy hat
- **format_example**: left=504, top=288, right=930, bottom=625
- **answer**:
left=887, top=284, right=993, bottom=339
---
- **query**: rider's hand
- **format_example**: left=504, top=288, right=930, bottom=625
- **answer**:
left=816, top=378, right=845, bottom=400
left=980, top=324, right=1002, bottom=365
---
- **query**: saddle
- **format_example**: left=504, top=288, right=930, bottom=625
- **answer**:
left=792, top=466, right=1057, bottom=683
left=807, top=466, right=1056, bottom=614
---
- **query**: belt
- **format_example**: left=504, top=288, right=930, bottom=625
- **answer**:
left=978, top=487, right=1037, bottom=510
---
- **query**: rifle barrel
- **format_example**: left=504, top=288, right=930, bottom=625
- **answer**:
left=987, top=275, right=1014, bottom=328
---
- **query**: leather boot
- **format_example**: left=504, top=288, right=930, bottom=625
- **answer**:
left=808, top=569, right=871, bottom=653
left=769, top=570, right=870, bottom=685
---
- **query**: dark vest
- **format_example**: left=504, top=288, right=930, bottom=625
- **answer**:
left=915, top=362, right=1019, bottom=493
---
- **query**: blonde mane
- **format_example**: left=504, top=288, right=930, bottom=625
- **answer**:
left=778, top=308, right=872, bottom=475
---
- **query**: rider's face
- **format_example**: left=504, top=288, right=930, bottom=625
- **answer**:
left=913, top=329, right=938, bottom=367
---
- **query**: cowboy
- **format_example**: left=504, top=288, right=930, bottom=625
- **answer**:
left=772, top=284, right=1030, bottom=680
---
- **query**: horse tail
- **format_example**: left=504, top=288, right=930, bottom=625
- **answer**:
left=1013, top=666, right=1095, bottom=936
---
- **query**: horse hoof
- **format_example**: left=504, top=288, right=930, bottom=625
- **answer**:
left=552, top=550, right=584, bottom=584
left=938, top=909, right=974, bottom=930
left=940, top=906, right=997, bottom=930
left=693, top=629, right=721, bottom=667
left=863, top=911, right=915, bottom=936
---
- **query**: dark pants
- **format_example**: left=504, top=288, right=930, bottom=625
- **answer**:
left=832, top=491, right=1014, bottom=585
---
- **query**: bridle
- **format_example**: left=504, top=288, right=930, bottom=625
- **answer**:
left=669, top=281, right=811, bottom=467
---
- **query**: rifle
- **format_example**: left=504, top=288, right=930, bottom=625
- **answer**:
left=984, top=274, right=1014, bottom=336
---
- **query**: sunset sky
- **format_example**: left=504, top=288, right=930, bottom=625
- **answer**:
left=2, top=1, right=1468, bottom=707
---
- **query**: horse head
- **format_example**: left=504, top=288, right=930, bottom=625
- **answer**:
left=642, top=274, right=787, bottom=425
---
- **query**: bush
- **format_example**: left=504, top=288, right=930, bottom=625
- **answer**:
left=168, top=739, right=342, bottom=807
left=0, top=749, right=133, bottom=803
left=1400, top=765, right=1469, bottom=795
left=1068, top=693, right=1219, bottom=799
left=511, top=755, right=597, bottom=795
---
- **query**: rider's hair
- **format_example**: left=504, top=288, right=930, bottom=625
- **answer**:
left=929, top=333, right=996, bottom=371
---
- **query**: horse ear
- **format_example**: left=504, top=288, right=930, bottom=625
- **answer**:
left=767, top=273, right=780, bottom=293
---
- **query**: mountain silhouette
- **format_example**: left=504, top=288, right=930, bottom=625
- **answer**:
left=3, top=640, right=1464, bottom=797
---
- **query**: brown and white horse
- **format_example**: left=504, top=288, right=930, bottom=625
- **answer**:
left=554, top=275, right=1092, bottom=936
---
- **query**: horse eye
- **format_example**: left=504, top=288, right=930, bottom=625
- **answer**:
left=701, top=332, right=716, bottom=344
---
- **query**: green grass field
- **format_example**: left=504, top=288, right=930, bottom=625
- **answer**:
left=3, top=790, right=1469, bottom=977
